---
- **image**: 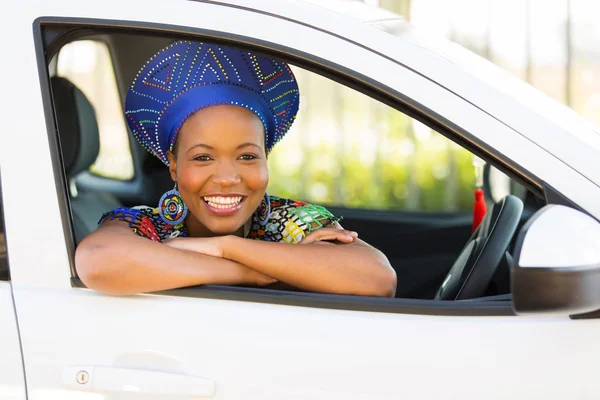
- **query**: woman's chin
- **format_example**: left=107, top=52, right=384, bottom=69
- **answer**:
left=187, top=200, right=258, bottom=237
left=202, top=219, right=246, bottom=236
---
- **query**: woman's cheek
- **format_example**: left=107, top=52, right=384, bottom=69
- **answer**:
left=178, top=163, right=210, bottom=194
left=247, top=161, right=269, bottom=191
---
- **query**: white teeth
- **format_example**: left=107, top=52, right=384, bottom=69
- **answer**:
left=203, top=196, right=243, bottom=208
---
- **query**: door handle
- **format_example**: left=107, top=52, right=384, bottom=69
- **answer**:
left=63, top=365, right=216, bottom=397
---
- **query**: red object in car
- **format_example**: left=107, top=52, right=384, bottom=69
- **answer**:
left=472, top=188, right=487, bottom=232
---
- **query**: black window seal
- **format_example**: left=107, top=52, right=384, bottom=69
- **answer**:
left=34, top=17, right=527, bottom=317
left=34, top=20, right=79, bottom=272
left=0, top=168, right=10, bottom=281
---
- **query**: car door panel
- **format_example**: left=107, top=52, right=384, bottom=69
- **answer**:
left=12, top=286, right=600, bottom=399
left=0, top=283, right=27, bottom=400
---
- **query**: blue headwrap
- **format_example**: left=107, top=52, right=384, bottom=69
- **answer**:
left=125, top=40, right=300, bottom=166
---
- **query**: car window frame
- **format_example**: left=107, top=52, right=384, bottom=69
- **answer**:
left=34, top=17, right=530, bottom=317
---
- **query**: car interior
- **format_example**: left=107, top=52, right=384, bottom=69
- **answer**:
left=36, top=29, right=549, bottom=303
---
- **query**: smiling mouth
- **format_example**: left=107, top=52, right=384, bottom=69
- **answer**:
left=202, top=195, right=246, bottom=210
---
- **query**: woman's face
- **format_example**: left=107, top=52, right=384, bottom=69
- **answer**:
left=167, top=105, right=269, bottom=236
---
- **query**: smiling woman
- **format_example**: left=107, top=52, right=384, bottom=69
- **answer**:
left=75, top=40, right=396, bottom=297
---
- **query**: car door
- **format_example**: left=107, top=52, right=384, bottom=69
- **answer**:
left=5, top=1, right=600, bottom=399
left=0, top=174, right=27, bottom=400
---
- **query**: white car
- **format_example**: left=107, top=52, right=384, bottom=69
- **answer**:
left=2, top=1, right=600, bottom=399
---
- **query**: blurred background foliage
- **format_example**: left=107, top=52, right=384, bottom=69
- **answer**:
left=267, top=70, right=477, bottom=211
left=58, top=0, right=600, bottom=212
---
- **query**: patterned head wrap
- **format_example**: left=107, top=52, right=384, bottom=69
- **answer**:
left=125, top=40, right=300, bottom=166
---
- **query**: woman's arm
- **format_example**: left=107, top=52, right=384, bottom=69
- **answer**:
left=158, top=226, right=395, bottom=297
left=219, top=235, right=397, bottom=297
left=75, top=220, right=276, bottom=295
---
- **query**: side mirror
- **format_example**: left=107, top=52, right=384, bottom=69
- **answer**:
left=512, top=205, right=600, bottom=316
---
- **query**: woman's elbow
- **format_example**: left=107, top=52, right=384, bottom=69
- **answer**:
left=75, top=240, right=125, bottom=295
left=351, top=251, right=396, bottom=298
left=368, top=264, right=397, bottom=298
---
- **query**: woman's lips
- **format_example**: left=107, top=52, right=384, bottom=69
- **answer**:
left=202, top=195, right=247, bottom=216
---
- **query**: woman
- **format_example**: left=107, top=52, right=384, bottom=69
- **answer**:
left=75, top=40, right=396, bottom=297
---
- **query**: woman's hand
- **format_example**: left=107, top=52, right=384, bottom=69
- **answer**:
left=164, top=237, right=277, bottom=287
left=299, top=227, right=358, bottom=245
left=163, top=237, right=223, bottom=258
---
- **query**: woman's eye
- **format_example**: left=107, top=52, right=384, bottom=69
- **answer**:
left=194, top=155, right=212, bottom=162
left=239, top=154, right=258, bottom=161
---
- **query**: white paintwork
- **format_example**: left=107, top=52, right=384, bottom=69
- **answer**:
left=1, top=0, right=600, bottom=399
left=0, top=283, right=26, bottom=400
left=519, top=205, right=600, bottom=268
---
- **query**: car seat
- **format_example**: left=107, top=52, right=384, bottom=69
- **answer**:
left=51, top=77, right=123, bottom=243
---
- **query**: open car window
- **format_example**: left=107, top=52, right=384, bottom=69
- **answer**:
left=40, top=20, right=538, bottom=315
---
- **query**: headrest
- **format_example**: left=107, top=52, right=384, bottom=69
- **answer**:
left=51, top=77, right=100, bottom=177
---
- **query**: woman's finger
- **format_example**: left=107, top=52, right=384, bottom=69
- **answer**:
left=300, top=228, right=358, bottom=244
left=316, top=233, right=353, bottom=242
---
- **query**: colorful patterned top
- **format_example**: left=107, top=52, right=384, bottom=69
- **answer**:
left=99, top=196, right=341, bottom=244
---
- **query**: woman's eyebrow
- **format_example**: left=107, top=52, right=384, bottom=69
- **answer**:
left=187, top=142, right=262, bottom=153
left=187, top=143, right=214, bottom=153
left=236, top=142, right=262, bottom=150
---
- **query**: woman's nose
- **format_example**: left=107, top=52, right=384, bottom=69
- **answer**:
left=211, top=162, right=241, bottom=186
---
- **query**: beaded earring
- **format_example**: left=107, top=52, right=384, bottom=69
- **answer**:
left=158, top=183, right=188, bottom=225
left=257, top=193, right=271, bottom=227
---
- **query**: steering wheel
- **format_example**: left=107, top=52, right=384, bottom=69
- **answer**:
left=435, top=195, right=523, bottom=300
